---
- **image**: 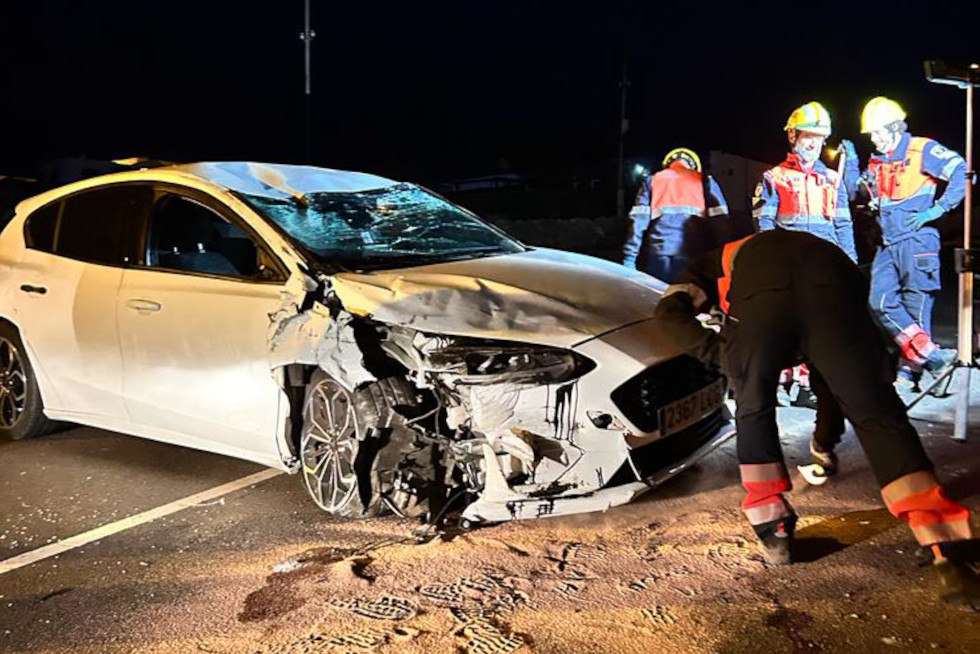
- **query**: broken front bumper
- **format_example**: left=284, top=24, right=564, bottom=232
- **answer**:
left=460, top=318, right=734, bottom=524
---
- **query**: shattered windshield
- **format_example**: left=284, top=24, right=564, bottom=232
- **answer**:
left=238, top=183, right=524, bottom=270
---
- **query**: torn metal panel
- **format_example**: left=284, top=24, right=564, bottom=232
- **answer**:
left=268, top=306, right=376, bottom=392
left=267, top=272, right=376, bottom=392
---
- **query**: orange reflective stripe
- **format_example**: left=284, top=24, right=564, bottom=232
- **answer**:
left=870, top=137, right=937, bottom=201
left=740, top=463, right=793, bottom=526
left=717, top=236, right=752, bottom=313
left=882, top=471, right=974, bottom=546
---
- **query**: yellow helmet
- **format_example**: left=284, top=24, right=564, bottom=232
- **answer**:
left=861, top=97, right=907, bottom=133
left=784, top=101, right=832, bottom=136
left=662, top=147, right=701, bottom=172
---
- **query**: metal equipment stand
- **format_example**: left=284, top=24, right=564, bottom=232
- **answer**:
left=918, top=60, right=980, bottom=442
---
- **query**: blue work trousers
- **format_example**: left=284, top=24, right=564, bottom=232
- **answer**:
left=644, top=254, right=689, bottom=284
left=869, top=230, right=941, bottom=339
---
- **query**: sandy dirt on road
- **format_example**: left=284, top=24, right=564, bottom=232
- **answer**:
left=123, top=501, right=980, bottom=654
left=15, top=407, right=980, bottom=654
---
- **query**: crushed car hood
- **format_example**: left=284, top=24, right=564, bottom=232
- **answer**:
left=331, top=248, right=666, bottom=348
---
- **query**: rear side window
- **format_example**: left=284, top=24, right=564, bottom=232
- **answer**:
left=24, top=202, right=61, bottom=251
left=56, top=186, right=152, bottom=265
left=24, top=185, right=152, bottom=266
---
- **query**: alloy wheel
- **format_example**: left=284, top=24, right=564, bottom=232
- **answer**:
left=301, top=378, right=360, bottom=513
left=0, top=338, right=27, bottom=429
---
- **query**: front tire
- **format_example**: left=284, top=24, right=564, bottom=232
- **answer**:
left=300, top=370, right=380, bottom=517
left=0, top=323, right=52, bottom=441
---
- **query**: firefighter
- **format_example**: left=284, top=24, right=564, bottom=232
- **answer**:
left=622, top=148, right=729, bottom=282
left=651, top=229, right=977, bottom=604
left=752, top=102, right=857, bottom=262
left=843, top=97, right=964, bottom=389
left=753, top=103, right=853, bottom=455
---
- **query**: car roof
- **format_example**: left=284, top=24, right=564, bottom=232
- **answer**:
left=168, top=162, right=400, bottom=200
left=15, top=162, right=403, bottom=213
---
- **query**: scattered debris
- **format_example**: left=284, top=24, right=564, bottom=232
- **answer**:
left=272, top=560, right=307, bottom=574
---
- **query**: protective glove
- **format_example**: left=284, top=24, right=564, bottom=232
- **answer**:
left=905, top=204, right=945, bottom=230
left=839, top=138, right=857, bottom=162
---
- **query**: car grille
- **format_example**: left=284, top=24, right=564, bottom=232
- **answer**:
left=627, top=410, right=726, bottom=478
left=610, top=355, right=723, bottom=433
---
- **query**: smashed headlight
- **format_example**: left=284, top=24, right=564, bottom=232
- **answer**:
left=418, top=337, right=595, bottom=385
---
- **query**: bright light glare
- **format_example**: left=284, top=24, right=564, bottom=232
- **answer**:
left=633, top=164, right=648, bottom=176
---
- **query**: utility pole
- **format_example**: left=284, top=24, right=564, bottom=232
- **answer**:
left=300, top=0, right=316, bottom=162
left=616, top=59, right=630, bottom=219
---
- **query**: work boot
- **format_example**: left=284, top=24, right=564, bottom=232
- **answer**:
left=931, top=541, right=980, bottom=611
left=798, top=439, right=837, bottom=486
left=894, top=370, right=920, bottom=397
left=924, top=348, right=958, bottom=376
left=756, top=518, right=796, bottom=565
left=791, top=385, right=818, bottom=410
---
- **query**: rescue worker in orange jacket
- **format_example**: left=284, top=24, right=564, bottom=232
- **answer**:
left=651, top=229, right=978, bottom=605
left=623, top=148, right=729, bottom=282
left=841, top=97, right=962, bottom=390
left=753, top=102, right=857, bottom=262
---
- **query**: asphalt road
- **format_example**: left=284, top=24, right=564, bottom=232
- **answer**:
left=1, top=390, right=980, bottom=654
left=1, top=269, right=979, bottom=653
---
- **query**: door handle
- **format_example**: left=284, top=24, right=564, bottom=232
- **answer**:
left=125, top=299, right=162, bottom=313
left=19, top=284, right=47, bottom=295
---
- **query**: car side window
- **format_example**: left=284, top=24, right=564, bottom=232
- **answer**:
left=25, top=185, right=151, bottom=266
left=24, top=202, right=61, bottom=252
left=146, top=193, right=278, bottom=281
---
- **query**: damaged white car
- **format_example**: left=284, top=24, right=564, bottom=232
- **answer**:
left=0, top=163, right=733, bottom=524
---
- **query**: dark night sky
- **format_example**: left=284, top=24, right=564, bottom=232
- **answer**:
left=2, top=1, right=979, bottom=184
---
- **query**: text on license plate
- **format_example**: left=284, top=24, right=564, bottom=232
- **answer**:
left=660, top=378, right=725, bottom=436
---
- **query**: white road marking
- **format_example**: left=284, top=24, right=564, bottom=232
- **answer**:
left=0, top=468, right=284, bottom=576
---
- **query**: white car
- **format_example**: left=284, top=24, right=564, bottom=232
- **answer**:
left=0, top=162, right=732, bottom=524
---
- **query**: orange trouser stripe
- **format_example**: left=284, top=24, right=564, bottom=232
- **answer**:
left=882, top=472, right=974, bottom=546
left=740, top=463, right=793, bottom=526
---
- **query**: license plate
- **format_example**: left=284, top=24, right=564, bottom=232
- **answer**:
left=659, top=378, right=725, bottom=436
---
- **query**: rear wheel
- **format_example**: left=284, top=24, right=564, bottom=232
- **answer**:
left=0, top=323, right=53, bottom=441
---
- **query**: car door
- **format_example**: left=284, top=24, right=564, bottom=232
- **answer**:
left=14, top=184, right=151, bottom=420
left=116, top=187, right=290, bottom=465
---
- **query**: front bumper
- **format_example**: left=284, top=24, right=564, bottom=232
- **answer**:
left=459, top=318, right=733, bottom=524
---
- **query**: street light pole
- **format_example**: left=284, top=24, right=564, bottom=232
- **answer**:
left=616, top=60, right=629, bottom=219
left=300, top=0, right=316, bottom=162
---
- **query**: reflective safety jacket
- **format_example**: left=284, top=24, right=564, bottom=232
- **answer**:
left=623, top=162, right=729, bottom=266
left=844, top=133, right=966, bottom=245
left=752, top=154, right=857, bottom=262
